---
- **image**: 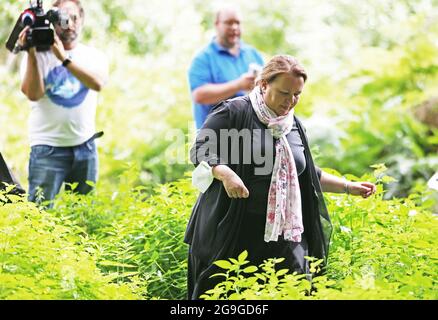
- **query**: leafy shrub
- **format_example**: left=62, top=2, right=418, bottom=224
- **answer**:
left=303, top=18, right=438, bottom=198
left=95, top=178, right=196, bottom=299
left=0, top=190, right=139, bottom=300
left=2, top=166, right=437, bottom=300
left=51, top=170, right=197, bottom=299
left=202, top=171, right=438, bottom=300
left=325, top=171, right=437, bottom=300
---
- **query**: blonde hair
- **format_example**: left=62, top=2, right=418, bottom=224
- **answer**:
left=256, top=55, right=307, bottom=86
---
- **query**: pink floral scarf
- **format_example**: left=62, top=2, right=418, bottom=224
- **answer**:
left=249, top=86, right=303, bottom=242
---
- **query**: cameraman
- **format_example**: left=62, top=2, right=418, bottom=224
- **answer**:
left=19, top=0, right=108, bottom=205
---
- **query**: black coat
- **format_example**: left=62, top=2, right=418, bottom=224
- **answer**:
left=0, top=152, right=25, bottom=196
left=184, top=96, right=332, bottom=298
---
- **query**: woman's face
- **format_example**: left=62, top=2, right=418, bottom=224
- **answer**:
left=261, top=73, right=304, bottom=116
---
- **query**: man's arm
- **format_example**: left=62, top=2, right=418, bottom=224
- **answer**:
left=52, top=35, right=108, bottom=92
left=192, top=73, right=255, bottom=105
left=21, top=48, right=45, bottom=101
left=63, top=59, right=107, bottom=92
left=189, top=52, right=255, bottom=106
left=19, top=26, right=45, bottom=101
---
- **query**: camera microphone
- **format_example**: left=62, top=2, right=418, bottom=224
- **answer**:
left=6, top=0, right=60, bottom=53
left=21, top=10, right=36, bottom=27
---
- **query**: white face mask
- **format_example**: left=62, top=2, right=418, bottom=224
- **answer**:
left=192, top=161, right=214, bottom=193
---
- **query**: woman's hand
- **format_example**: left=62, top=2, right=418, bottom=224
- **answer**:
left=320, top=171, right=376, bottom=198
left=347, top=181, right=376, bottom=198
left=212, top=165, right=249, bottom=199
left=222, top=173, right=250, bottom=199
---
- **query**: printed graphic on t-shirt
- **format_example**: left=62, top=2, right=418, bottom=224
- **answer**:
left=45, top=66, right=89, bottom=108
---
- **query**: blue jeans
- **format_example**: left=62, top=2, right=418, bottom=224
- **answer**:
left=28, top=139, right=98, bottom=205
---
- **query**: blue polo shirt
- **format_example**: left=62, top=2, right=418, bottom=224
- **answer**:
left=188, top=38, right=264, bottom=129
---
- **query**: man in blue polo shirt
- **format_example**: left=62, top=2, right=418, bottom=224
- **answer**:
left=188, top=6, right=264, bottom=129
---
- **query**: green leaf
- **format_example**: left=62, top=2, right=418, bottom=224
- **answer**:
left=381, top=176, right=397, bottom=183
left=119, top=271, right=139, bottom=277
left=98, top=260, right=137, bottom=268
left=255, top=274, right=266, bottom=281
left=229, top=293, right=241, bottom=300
left=243, top=266, right=258, bottom=273
left=238, top=250, right=248, bottom=263
left=213, top=260, right=232, bottom=270
left=276, top=269, right=289, bottom=277
left=209, top=273, right=228, bottom=278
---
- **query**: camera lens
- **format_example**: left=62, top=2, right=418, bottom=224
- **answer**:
left=46, top=8, right=60, bottom=23
left=21, top=10, right=36, bottom=27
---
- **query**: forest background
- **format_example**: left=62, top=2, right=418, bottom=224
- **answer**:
left=0, top=0, right=437, bottom=300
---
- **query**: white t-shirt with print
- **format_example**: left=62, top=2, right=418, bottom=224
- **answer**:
left=20, top=43, right=108, bottom=147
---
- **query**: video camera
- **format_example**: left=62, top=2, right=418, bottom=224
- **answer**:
left=5, top=0, right=69, bottom=54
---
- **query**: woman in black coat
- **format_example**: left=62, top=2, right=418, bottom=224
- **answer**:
left=185, top=55, right=376, bottom=299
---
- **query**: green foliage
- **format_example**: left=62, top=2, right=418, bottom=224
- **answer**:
left=202, top=174, right=437, bottom=300
left=325, top=172, right=438, bottom=300
left=94, top=177, right=196, bottom=299
left=1, top=0, right=437, bottom=198
left=0, top=191, right=139, bottom=300
left=1, top=166, right=437, bottom=300
left=0, top=169, right=196, bottom=300
left=301, top=13, right=438, bottom=198
left=0, top=0, right=437, bottom=300
left=203, top=254, right=327, bottom=300
left=267, top=4, right=438, bottom=201
left=51, top=169, right=197, bottom=299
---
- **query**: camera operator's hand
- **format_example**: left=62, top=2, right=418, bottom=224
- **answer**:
left=50, top=33, right=107, bottom=91
left=20, top=26, right=44, bottom=101
left=18, top=26, right=36, bottom=55
left=51, top=33, right=68, bottom=62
